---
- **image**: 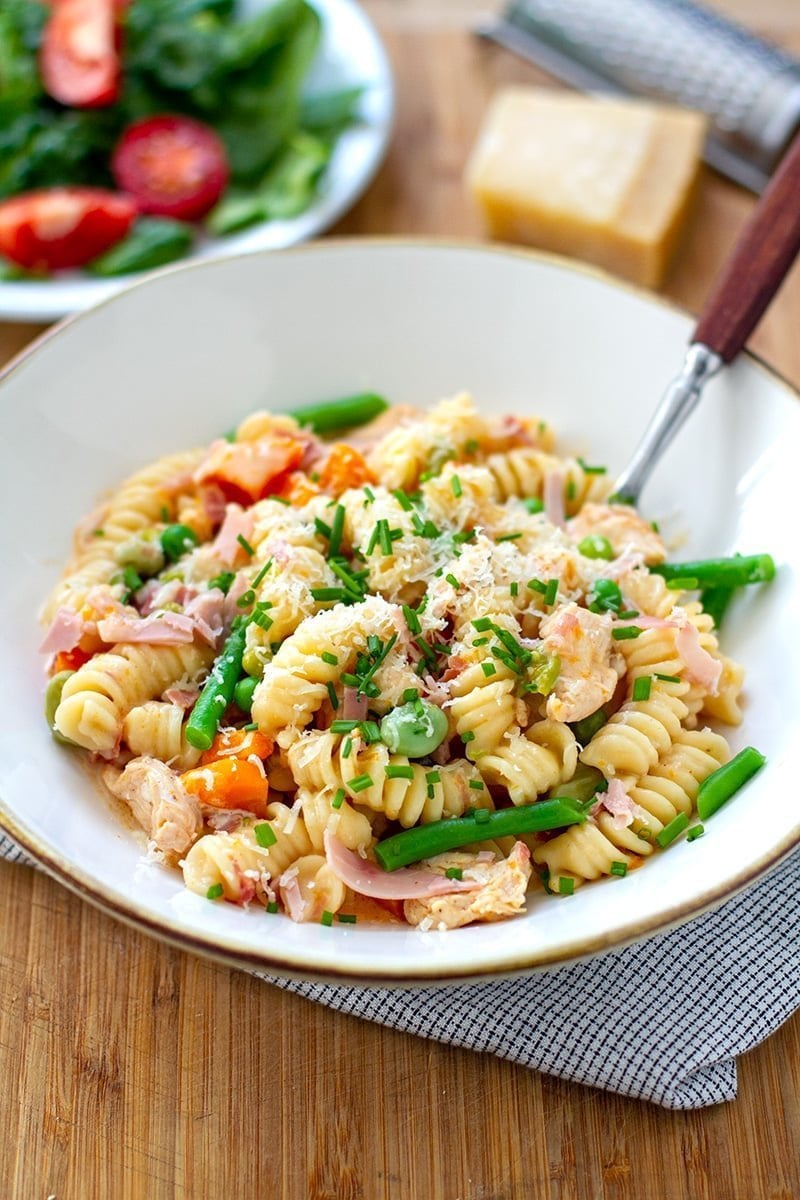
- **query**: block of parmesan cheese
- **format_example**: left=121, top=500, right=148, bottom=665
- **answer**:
left=466, top=88, right=707, bottom=288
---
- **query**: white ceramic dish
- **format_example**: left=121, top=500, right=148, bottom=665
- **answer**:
left=1, top=241, right=798, bottom=984
left=0, top=0, right=393, bottom=324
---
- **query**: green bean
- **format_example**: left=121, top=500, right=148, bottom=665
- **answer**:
left=374, top=799, right=586, bottom=871
left=700, top=585, right=735, bottom=629
left=286, top=392, right=388, bottom=433
left=696, top=747, right=766, bottom=820
left=185, top=624, right=248, bottom=750
left=233, top=674, right=258, bottom=714
left=652, top=554, right=775, bottom=590
left=160, top=523, right=199, bottom=563
left=379, top=701, right=448, bottom=757
left=45, top=671, right=78, bottom=746
left=578, top=535, right=614, bottom=561
left=570, top=710, right=607, bottom=745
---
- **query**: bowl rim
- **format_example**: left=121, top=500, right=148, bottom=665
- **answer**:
left=2, top=236, right=799, bottom=985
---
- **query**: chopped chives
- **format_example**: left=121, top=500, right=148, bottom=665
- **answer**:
left=462, top=730, right=475, bottom=743
left=329, top=505, right=346, bottom=557
left=363, top=486, right=375, bottom=503
left=565, top=480, right=577, bottom=502
left=361, top=721, right=382, bottom=743
left=254, top=822, right=277, bottom=848
left=468, top=779, right=484, bottom=791
left=236, top=533, right=255, bottom=557
left=472, top=617, right=492, bottom=632
left=250, top=609, right=273, bottom=631
left=206, top=883, right=224, bottom=899
left=445, top=573, right=460, bottom=588
left=632, top=676, right=652, bottom=702
left=445, top=867, right=463, bottom=880
left=378, top=520, right=393, bottom=556
left=426, top=770, right=441, bottom=784
left=496, top=532, right=522, bottom=543
left=331, top=788, right=346, bottom=810
left=392, top=489, right=413, bottom=511
left=236, top=588, right=256, bottom=608
left=348, top=774, right=374, bottom=793
left=543, top=579, right=558, bottom=606
left=342, top=737, right=353, bottom=759
left=618, top=609, right=640, bottom=620
left=208, top=571, right=235, bottom=594
left=243, top=722, right=258, bottom=732
left=310, top=587, right=346, bottom=602
left=266, top=900, right=279, bottom=913
left=386, top=764, right=415, bottom=780
left=403, top=687, right=420, bottom=703
left=527, top=578, right=547, bottom=594
left=612, top=626, right=642, bottom=640
left=326, top=683, right=339, bottom=710
left=510, top=582, right=519, bottom=597
left=331, top=720, right=359, bottom=733
left=655, top=811, right=689, bottom=848
left=522, top=497, right=544, bottom=515
left=474, top=807, right=490, bottom=824
left=687, top=824, right=706, bottom=842
left=577, top=457, right=607, bottom=475
left=414, top=637, right=436, bottom=663
left=338, top=913, right=357, bottom=924
left=655, top=673, right=681, bottom=683
left=321, top=651, right=338, bottom=666
left=474, top=637, right=489, bottom=646
left=480, top=662, right=496, bottom=677
left=696, top=747, right=766, bottom=820
left=610, top=861, right=628, bottom=877
left=320, top=911, right=334, bottom=927
left=464, top=438, right=480, bottom=454
left=252, top=559, right=273, bottom=588
left=451, top=475, right=463, bottom=498
left=558, top=876, right=575, bottom=896
left=365, top=523, right=380, bottom=555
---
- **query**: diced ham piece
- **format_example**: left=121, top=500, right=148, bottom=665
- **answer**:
left=163, top=686, right=200, bottom=710
left=199, top=483, right=228, bottom=527
left=341, top=687, right=368, bottom=722
left=210, top=506, right=255, bottom=567
left=97, top=610, right=196, bottom=645
left=183, top=589, right=226, bottom=649
left=676, top=624, right=722, bottom=694
left=543, top=468, right=566, bottom=528
left=591, top=778, right=636, bottom=829
left=39, top=607, right=85, bottom=654
left=323, top=831, right=480, bottom=901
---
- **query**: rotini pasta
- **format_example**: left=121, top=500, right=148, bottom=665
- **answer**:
left=41, top=393, right=761, bottom=930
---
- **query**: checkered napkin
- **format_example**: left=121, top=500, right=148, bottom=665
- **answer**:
left=3, top=831, right=797, bottom=1109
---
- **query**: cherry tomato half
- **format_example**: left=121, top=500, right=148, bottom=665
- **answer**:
left=41, top=0, right=121, bottom=108
left=0, top=188, right=137, bottom=271
left=112, top=116, right=230, bottom=221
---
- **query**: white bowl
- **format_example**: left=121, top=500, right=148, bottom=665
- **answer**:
left=1, top=241, right=798, bottom=983
left=0, top=0, right=393, bottom=323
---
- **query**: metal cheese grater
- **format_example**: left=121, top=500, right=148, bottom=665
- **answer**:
left=476, top=0, right=800, bottom=192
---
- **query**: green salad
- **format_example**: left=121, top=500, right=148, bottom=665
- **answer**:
left=0, top=0, right=362, bottom=277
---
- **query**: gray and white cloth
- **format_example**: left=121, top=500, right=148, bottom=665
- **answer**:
left=3, top=832, right=797, bottom=1109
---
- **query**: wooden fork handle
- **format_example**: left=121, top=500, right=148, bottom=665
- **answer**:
left=693, top=131, right=800, bottom=363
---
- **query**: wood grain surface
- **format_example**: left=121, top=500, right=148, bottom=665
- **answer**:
left=2, top=3, right=800, bottom=1197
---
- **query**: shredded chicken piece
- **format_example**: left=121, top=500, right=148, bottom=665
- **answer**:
left=567, top=503, right=666, bottom=564
left=539, top=602, right=620, bottom=723
left=403, top=841, right=532, bottom=930
left=104, top=757, right=202, bottom=863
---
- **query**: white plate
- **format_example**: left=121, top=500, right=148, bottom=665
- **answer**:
left=0, top=0, right=393, bottom=323
left=1, top=241, right=798, bottom=984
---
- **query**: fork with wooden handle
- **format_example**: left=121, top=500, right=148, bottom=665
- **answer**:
left=614, top=131, right=800, bottom=504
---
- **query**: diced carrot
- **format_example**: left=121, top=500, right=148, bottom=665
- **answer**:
left=270, top=469, right=321, bottom=507
left=195, top=435, right=306, bottom=504
left=318, top=443, right=375, bottom=495
left=200, top=727, right=273, bottom=765
left=51, top=647, right=93, bottom=674
left=182, top=758, right=269, bottom=817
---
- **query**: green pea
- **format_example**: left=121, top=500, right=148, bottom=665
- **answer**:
left=578, top=535, right=614, bottom=561
left=234, top=675, right=258, bottom=713
left=160, top=523, right=199, bottom=563
left=241, top=644, right=268, bottom=679
left=45, top=671, right=78, bottom=746
left=379, top=701, right=448, bottom=758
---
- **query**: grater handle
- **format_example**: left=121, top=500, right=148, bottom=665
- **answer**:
left=693, top=132, right=800, bottom=361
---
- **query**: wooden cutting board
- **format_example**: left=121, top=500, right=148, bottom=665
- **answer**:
left=2, top=2, right=800, bottom=1196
